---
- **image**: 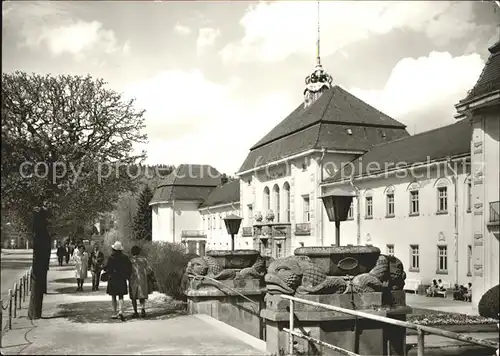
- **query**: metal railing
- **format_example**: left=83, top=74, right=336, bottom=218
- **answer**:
left=489, top=201, right=500, bottom=224
left=181, top=230, right=207, bottom=237
left=241, top=227, right=253, bottom=237
left=0, top=267, right=32, bottom=348
left=281, top=294, right=499, bottom=356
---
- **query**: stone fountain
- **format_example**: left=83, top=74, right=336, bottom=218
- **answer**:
left=261, top=245, right=411, bottom=356
left=185, top=214, right=271, bottom=339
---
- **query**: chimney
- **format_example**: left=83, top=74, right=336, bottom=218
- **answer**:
left=221, top=174, right=228, bottom=185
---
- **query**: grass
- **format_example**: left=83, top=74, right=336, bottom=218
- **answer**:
left=408, top=307, right=498, bottom=326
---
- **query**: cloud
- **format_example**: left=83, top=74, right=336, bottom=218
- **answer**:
left=197, top=27, right=221, bottom=55
left=3, top=2, right=128, bottom=59
left=220, top=1, right=489, bottom=63
left=349, top=51, right=484, bottom=133
left=174, top=23, right=192, bottom=36
left=126, top=69, right=293, bottom=174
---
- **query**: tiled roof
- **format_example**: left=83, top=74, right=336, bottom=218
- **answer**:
left=150, top=164, right=222, bottom=204
left=459, top=37, right=500, bottom=104
left=238, top=86, right=409, bottom=173
left=199, top=180, right=240, bottom=208
left=323, top=119, right=472, bottom=183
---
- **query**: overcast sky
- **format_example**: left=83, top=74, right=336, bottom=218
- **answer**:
left=3, top=1, right=500, bottom=174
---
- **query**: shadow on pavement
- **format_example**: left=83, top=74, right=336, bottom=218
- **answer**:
left=53, top=277, right=81, bottom=284
left=54, top=285, right=106, bottom=294
left=54, top=300, right=187, bottom=323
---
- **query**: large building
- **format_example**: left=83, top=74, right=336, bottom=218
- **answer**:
left=150, top=37, right=499, bottom=305
left=454, top=38, right=500, bottom=305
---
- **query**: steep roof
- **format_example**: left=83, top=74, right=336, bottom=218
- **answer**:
left=238, top=86, right=409, bottom=173
left=199, top=179, right=240, bottom=208
left=323, top=119, right=472, bottom=183
left=459, top=37, right=500, bottom=104
left=150, top=164, right=222, bottom=204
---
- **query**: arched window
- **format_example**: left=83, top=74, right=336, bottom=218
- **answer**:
left=263, top=186, right=270, bottom=212
left=283, top=182, right=291, bottom=222
left=364, top=190, right=373, bottom=219
left=407, top=182, right=420, bottom=216
left=435, top=178, right=450, bottom=213
left=385, top=186, right=395, bottom=217
left=273, top=184, right=280, bottom=221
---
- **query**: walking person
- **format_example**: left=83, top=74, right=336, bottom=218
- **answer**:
left=103, top=241, right=131, bottom=321
left=64, top=242, right=71, bottom=264
left=56, top=242, right=66, bottom=266
left=73, top=245, right=89, bottom=291
left=129, top=245, right=153, bottom=318
left=89, top=244, right=105, bottom=291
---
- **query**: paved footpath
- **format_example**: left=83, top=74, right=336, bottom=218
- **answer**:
left=0, top=263, right=267, bottom=355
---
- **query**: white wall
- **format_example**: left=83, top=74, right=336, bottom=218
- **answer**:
left=471, top=111, right=500, bottom=305
left=199, top=204, right=248, bottom=251
left=322, top=160, right=473, bottom=287
left=151, top=201, right=202, bottom=243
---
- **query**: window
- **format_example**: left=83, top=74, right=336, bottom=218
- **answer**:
left=437, top=245, right=448, bottom=273
left=467, top=245, right=472, bottom=276
left=248, top=204, right=253, bottom=226
left=273, top=185, right=280, bottom=222
left=303, top=195, right=310, bottom=222
left=275, top=242, right=283, bottom=259
left=386, top=193, right=395, bottom=217
left=365, top=197, right=373, bottom=218
left=347, top=202, right=354, bottom=220
left=410, top=245, right=419, bottom=271
left=437, top=187, right=448, bottom=213
left=386, top=244, right=395, bottom=256
left=466, top=179, right=472, bottom=213
left=410, top=190, right=419, bottom=215
left=283, top=182, right=291, bottom=222
left=263, top=187, right=270, bottom=212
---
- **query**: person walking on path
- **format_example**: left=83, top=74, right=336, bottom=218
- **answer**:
left=56, top=242, right=66, bottom=266
left=103, top=241, right=131, bottom=321
left=64, top=242, right=71, bottom=264
left=73, top=245, right=89, bottom=291
left=129, top=245, right=153, bottom=318
left=89, top=244, right=105, bottom=291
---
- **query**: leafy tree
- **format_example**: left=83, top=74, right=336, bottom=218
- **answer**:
left=1, top=71, right=147, bottom=319
left=132, top=185, right=153, bottom=241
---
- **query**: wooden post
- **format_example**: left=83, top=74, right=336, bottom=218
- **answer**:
left=8, top=289, right=12, bottom=329
left=23, top=275, right=27, bottom=302
left=0, top=303, right=3, bottom=348
left=13, top=283, right=17, bottom=318
left=417, top=329, right=425, bottom=356
left=289, top=299, right=294, bottom=355
left=19, top=278, right=23, bottom=309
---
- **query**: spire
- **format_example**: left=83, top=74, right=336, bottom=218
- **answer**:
left=304, top=0, right=333, bottom=108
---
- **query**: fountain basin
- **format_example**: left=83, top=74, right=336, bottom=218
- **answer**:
left=294, top=245, right=380, bottom=276
left=206, top=249, right=260, bottom=269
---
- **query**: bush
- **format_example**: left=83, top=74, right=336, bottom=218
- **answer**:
left=147, top=242, right=193, bottom=300
left=478, top=284, right=499, bottom=319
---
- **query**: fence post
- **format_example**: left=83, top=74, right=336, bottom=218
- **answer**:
left=19, top=277, right=23, bottom=309
left=8, top=289, right=12, bottom=330
left=289, top=299, right=294, bottom=355
left=13, top=283, right=18, bottom=318
left=417, top=329, right=425, bottom=356
left=0, top=302, right=3, bottom=348
left=23, top=275, right=27, bottom=303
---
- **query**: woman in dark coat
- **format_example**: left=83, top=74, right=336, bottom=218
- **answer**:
left=103, top=241, right=131, bottom=321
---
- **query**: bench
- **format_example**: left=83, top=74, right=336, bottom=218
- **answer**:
left=404, top=279, right=421, bottom=293
left=436, top=281, right=451, bottom=297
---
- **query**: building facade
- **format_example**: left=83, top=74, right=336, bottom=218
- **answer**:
left=455, top=38, right=500, bottom=305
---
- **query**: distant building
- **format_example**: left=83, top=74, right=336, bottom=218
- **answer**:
left=455, top=38, right=500, bottom=305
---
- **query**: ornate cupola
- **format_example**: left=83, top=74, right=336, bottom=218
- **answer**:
left=304, top=1, right=333, bottom=108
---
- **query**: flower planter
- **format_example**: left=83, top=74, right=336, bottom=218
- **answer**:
left=206, top=249, right=260, bottom=269
left=294, top=245, right=381, bottom=276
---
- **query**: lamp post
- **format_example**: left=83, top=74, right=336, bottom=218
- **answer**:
left=223, top=214, right=243, bottom=251
left=320, top=194, right=354, bottom=246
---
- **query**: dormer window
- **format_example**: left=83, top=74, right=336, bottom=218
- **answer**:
left=381, top=130, right=386, bottom=138
left=346, top=128, right=353, bottom=135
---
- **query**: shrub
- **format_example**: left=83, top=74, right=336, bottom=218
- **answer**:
left=478, top=284, right=499, bottom=319
left=147, top=242, right=193, bottom=300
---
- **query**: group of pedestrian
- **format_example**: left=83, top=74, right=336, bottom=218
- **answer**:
left=56, top=240, right=76, bottom=266
left=61, top=240, right=155, bottom=321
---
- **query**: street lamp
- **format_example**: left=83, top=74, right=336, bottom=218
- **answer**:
left=223, top=214, right=243, bottom=251
left=320, top=193, right=354, bottom=246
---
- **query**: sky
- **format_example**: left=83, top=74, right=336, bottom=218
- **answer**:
left=2, top=1, right=500, bottom=175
